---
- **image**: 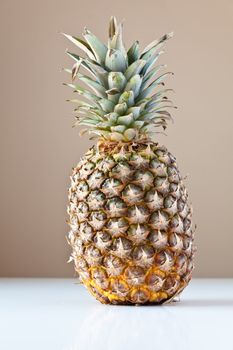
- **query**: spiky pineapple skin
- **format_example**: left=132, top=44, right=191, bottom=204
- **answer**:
left=67, top=141, right=194, bottom=304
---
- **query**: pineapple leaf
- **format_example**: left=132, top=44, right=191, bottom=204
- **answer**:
left=141, top=51, right=164, bottom=75
left=125, top=74, right=142, bottom=98
left=117, top=113, right=134, bottom=126
left=64, top=18, right=175, bottom=139
left=108, top=20, right=127, bottom=59
left=127, top=41, right=140, bottom=65
left=119, top=91, right=134, bottom=107
left=66, top=99, right=93, bottom=108
left=109, top=16, right=117, bottom=39
left=97, top=98, right=115, bottom=113
left=142, top=64, right=167, bottom=89
left=66, top=51, right=107, bottom=85
left=124, top=128, right=136, bottom=141
left=127, top=106, right=141, bottom=119
left=71, top=60, right=82, bottom=81
left=105, top=49, right=127, bottom=72
left=137, top=72, right=173, bottom=100
left=141, top=32, right=173, bottom=57
left=62, top=33, right=95, bottom=60
left=64, top=83, right=100, bottom=104
left=78, top=74, right=106, bottom=97
left=125, top=59, right=146, bottom=80
left=114, top=102, right=128, bottom=115
left=83, top=28, right=108, bottom=65
left=132, top=120, right=145, bottom=129
left=111, top=125, right=126, bottom=133
left=108, top=72, right=127, bottom=91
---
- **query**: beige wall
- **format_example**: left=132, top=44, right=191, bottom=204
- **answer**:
left=0, top=0, right=233, bottom=277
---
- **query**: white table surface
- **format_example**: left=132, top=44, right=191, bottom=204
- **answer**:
left=0, top=278, right=232, bottom=350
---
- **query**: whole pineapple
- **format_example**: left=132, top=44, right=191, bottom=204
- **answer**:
left=64, top=17, right=194, bottom=305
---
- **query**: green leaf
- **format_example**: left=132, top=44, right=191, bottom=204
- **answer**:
left=135, top=99, right=151, bottom=108
left=124, top=128, right=136, bottom=141
left=84, top=59, right=108, bottom=87
left=148, top=89, right=174, bottom=103
left=108, top=22, right=127, bottom=59
left=114, top=102, right=128, bottom=115
left=83, top=28, right=108, bottom=65
left=119, top=91, right=134, bottom=107
left=96, top=121, right=112, bottom=129
left=105, top=49, right=127, bottom=72
left=107, top=112, right=119, bottom=123
left=64, top=83, right=100, bottom=104
left=144, top=99, right=174, bottom=112
left=151, top=72, right=174, bottom=86
left=71, top=60, right=82, bottom=81
left=125, top=74, right=142, bottom=98
left=66, top=99, right=93, bottom=108
left=127, top=41, right=140, bottom=65
left=141, top=51, right=164, bottom=75
left=132, top=120, right=145, bottom=129
left=117, top=113, right=134, bottom=126
left=140, top=111, right=173, bottom=122
left=88, top=108, right=106, bottom=118
left=142, top=64, right=166, bottom=89
left=97, top=98, right=115, bottom=113
left=137, top=72, right=173, bottom=100
left=78, top=74, right=106, bottom=97
left=77, top=118, right=99, bottom=125
left=110, top=132, right=125, bottom=141
left=127, top=106, right=141, bottom=119
left=111, top=125, right=126, bottom=133
left=62, top=33, right=95, bottom=60
left=108, top=72, right=126, bottom=91
left=66, top=51, right=82, bottom=62
left=66, top=51, right=107, bottom=86
left=141, top=32, right=173, bottom=57
left=109, top=16, right=117, bottom=39
left=125, top=59, right=146, bottom=80
left=107, top=93, right=120, bottom=104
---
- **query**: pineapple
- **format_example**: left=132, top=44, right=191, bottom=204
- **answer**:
left=63, top=17, right=194, bottom=305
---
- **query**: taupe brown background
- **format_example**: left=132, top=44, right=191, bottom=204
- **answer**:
left=0, top=0, right=233, bottom=277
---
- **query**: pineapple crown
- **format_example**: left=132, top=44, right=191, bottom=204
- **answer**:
left=63, top=17, right=175, bottom=142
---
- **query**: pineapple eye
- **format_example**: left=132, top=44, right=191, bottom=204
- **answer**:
left=148, top=230, right=168, bottom=248
left=102, top=178, right=122, bottom=189
left=105, top=197, right=126, bottom=212
left=112, top=237, right=133, bottom=257
left=134, top=170, right=154, bottom=183
left=132, top=244, right=155, bottom=262
left=124, top=266, right=145, bottom=285
left=150, top=210, right=169, bottom=230
left=111, top=162, right=132, bottom=180
left=87, top=190, right=105, bottom=202
left=110, top=278, right=130, bottom=296
left=167, top=166, right=180, bottom=183
left=75, top=181, right=89, bottom=200
left=150, top=159, right=167, bottom=176
left=164, top=195, right=176, bottom=208
left=122, top=184, right=144, bottom=204
left=94, top=231, right=112, bottom=249
left=87, top=170, right=105, bottom=189
left=84, top=162, right=95, bottom=171
left=154, top=177, right=170, bottom=194
left=127, top=205, right=150, bottom=224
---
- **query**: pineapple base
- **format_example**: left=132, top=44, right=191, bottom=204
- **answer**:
left=84, top=270, right=188, bottom=305
left=68, top=141, right=194, bottom=305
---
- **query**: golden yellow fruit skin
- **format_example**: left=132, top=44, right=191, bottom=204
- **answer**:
left=67, top=141, right=194, bottom=305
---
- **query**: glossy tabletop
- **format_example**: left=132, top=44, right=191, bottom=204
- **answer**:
left=0, top=278, right=232, bottom=350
